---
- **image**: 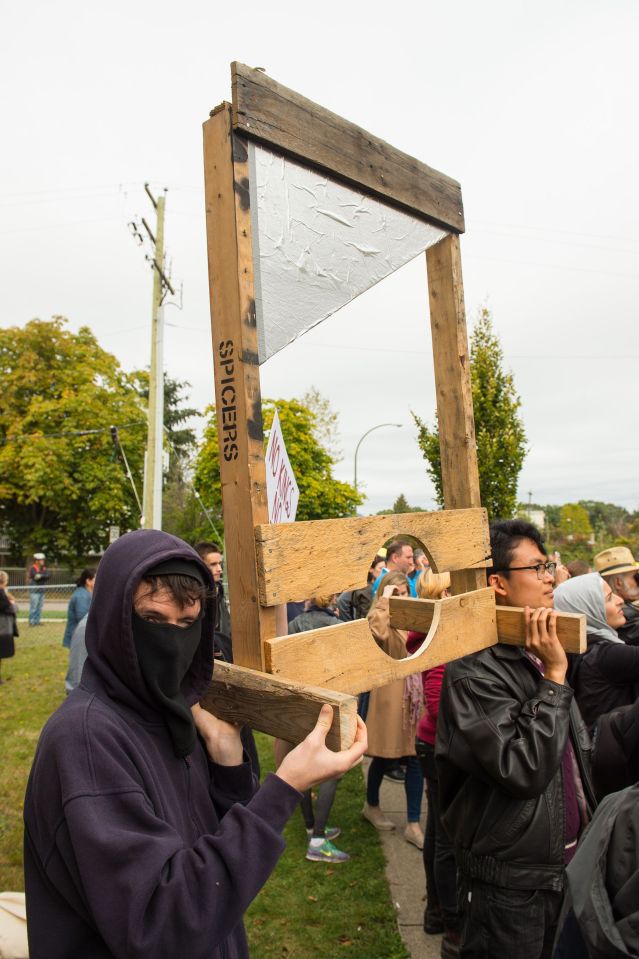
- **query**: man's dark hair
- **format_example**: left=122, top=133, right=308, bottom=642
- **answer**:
left=76, top=567, right=96, bottom=588
left=489, top=520, right=546, bottom=576
left=140, top=574, right=210, bottom=610
left=194, top=541, right=222, bottom=558
left=386, top=540, right=411, bottom=563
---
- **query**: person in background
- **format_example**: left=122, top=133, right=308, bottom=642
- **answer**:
left=0, top=570, right=18, bottom=684
left=27, top=552, right=50, bottom=626
left=371, top=541, right=418, bottom=598
left=65, top=615, right=88, bottom=693
left=363, top=571, right=424, bottom=849
left=549, top=551, right=571, bottom=586
left=287, top=595, right=350, bottom=864
left=566, top=559, right=591, bottom=578
left=62, top=568, right=96, bottom=648
left=407, top=570, right=459, bottom=951
left=437, top=519, right=595, bottom=959
left=337, top=554, right=385, bottom=622
left=554, top=572, right=638, bottom=731
left=194, top=540, right=260, bottom=778
left=195, top=542, right=231, bottom=661
left=594, top=546, right=639, bottom=645
left=553, top=781, right=639, bottom=958
left=408, top=548, right=429, bottom=593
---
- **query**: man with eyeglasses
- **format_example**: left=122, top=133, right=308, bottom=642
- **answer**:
left=435, top=520, right=595, bottom=959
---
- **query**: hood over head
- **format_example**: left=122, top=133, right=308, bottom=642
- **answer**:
left=83, top=529, right=215, bottom=721
left=554, top=572, right=621, bottom=644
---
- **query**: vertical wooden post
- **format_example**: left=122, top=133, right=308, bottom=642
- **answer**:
left=426, top=234, right=487, bottom=594
left=203, top=104, right=276, bottom=668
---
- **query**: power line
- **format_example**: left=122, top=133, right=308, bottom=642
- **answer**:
left=0, top=422, right=145, bottom=446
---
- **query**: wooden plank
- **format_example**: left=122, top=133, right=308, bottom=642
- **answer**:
left=255, top=508, right=490, bottom=605
left=264, top=588, right=497, bottom=694
left=496, top=606, right=586, bottom=655
left=391, top=598, right=587, bottom=654
left=199, top=661, right=358, bottom=751
left=203, top=106, right=276, bottom=669
left=426, top=233, right=485, bottom=596
left=230, top=62, right=465, bottom=234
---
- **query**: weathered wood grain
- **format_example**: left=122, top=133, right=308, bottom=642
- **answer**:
left=426, top=234, right=485, bottom=595
left=199, top=661, right=358, bottom=751
left=255, top=508, right=490, bottom=605
left=203, top=106, right=276, bottom=668
left=230, top=62, right=464, bottom=233
left=264, top=588, right=497, bottom=694
left=391, top=598, right=587, bottom=654
left=496, top=606, right=586, bottom=654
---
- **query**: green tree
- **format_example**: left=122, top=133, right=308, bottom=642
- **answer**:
left=193, top=397, right=362, bottom=538
left=377, top=493, right=425, bottom=515
left=559, top=503, right=593, bottom=542
left=0, top=317, right=146, bottom=561
left=413, top=307, right=527, bottom=519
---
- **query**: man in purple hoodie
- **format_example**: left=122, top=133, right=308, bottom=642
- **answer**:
left=23, top=529, right=367, bottom=959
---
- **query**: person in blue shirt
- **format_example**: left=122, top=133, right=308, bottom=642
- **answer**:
left=62, top=567, right=95, bottom=648
left=371, top=540, right=418, bottom=598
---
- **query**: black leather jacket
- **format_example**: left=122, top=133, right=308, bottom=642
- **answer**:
left=436, top=644, right=596, bottom=892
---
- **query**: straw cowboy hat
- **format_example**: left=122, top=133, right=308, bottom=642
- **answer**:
left=594, top=546, right=639, bottom=577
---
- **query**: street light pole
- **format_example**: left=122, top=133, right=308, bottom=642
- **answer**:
left=354, top=422, right=403, bottom=497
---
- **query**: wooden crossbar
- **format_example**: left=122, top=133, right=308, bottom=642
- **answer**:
left=255, top=508, right=490, bottom=606
left=230, top=62, right=465, bottom=233
left=200, top=662, right=357, bottom=751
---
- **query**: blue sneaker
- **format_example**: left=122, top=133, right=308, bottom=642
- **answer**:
left=305, top=839, right=350, bottom=863
left=306, top=826, right=341, bottom=841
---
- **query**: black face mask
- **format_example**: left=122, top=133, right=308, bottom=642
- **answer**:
left=132, top=612, right=202, bottom=758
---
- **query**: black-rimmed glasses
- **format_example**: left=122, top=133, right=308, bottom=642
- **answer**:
left=494, top=562, right=557, bottom=581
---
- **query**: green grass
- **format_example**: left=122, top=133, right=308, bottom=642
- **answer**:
left=0, top=628, right=407, bottom=959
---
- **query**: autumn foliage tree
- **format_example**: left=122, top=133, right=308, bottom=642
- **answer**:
left=0, top=318, right=146, bottom=561
left=413, top=307, right=527, bottom=519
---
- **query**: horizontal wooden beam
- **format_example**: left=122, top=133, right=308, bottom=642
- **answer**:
left=199, top=661, right=358, bottom=751
left=264, top=588, right=497, bottom=694
left=231, top=62, right=465, bottom=233
left=255, top=508, right=490, bottom=605
left=496, top=606, right=586, bottom=655
left=391, top=598, right=586, bottom=654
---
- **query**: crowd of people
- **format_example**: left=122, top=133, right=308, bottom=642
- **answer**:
left=7, top=522, right=639, bottom=957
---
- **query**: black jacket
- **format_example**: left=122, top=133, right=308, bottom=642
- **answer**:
left=619, top=601, right=639, bottom=646
left=556, top=782, right=639, bottom=958
left=436, top=644, right=595, bottom=892
left=572, top=633, right=639, bottom=731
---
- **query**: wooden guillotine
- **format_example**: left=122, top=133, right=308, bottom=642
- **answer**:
left=200, top=64, right=584, bottom=749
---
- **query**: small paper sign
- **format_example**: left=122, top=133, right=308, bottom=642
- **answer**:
left=265, top=409, right=300, bottom=524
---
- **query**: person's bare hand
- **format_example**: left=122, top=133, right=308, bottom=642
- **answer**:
left=382, top=585, right=398, bottom=599
left=525, top=607, right=567, bottom=685
left=192, top=703, right=244, bottom=766
left=275, top=705, right=368, bottom=793
left=554, top=564, right=570, bottom=586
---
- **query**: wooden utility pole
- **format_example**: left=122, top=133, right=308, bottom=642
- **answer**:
left=141, top=183, right=173, bottom=530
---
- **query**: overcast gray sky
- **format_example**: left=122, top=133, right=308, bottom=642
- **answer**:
left=2, top=0, right=638, bottom=515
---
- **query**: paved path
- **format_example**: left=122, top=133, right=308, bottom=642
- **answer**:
left=363, top=761, right=441, bottom=959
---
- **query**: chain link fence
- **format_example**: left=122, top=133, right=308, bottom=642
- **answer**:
left=8, top=584, right=75, bottom=621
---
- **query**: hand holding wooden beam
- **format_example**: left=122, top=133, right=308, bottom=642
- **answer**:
left=199, top=661, right=358, bottom=752
left=389, top=597, right=586, bottom=654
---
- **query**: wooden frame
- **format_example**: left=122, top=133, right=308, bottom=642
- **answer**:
left=201, top=65, right=586, bottom=746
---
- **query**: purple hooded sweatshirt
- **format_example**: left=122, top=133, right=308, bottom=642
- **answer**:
left=23, top=529, right=301, bottom=959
